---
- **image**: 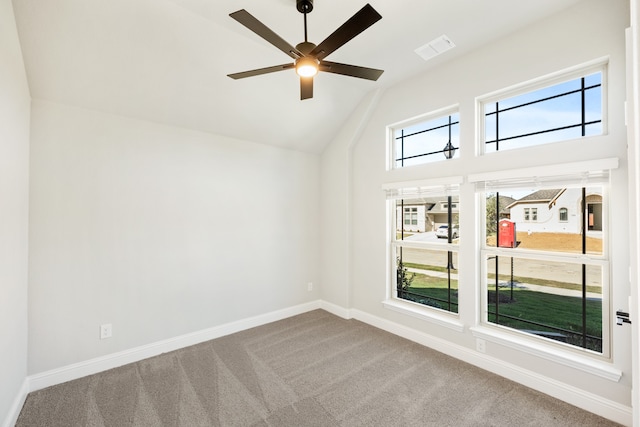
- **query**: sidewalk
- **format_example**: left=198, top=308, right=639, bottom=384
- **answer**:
left=406, top=267, right=602, bottom=300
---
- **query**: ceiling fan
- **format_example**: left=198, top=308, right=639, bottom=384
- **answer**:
left=227, top=0, right=384, bottom=100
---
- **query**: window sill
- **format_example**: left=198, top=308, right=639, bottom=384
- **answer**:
left=382, top=299, right=465, bottom=332
left=470, top=325, right=622, bottom=382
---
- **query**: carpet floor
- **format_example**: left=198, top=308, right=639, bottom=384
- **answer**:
left=16, top=310, right=622, bottom=426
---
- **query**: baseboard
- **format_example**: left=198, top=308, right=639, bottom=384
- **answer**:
left=2, top=378, right=28, bottom=427
left=20, top=300, right=634, bottom=426
left=350, top=308, right=633, bottom=427
left=28, top=300, right=322, bottom=393
left=319, top=300, right=352, bottom=319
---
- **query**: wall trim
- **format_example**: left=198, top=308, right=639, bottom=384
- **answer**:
left=319, top=300, right=352, bottom=319
left=28, top=300, right=322, bottom=392
left=470, top=325, right=621, bottom=382
left=350, top=308, right=632, bottom=427
left=16, top=301, right=632, bottom=426
left=2, top=378, right=29, bottom=427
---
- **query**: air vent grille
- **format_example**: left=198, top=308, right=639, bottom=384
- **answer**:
left=415, top=35, right=455, bottom=61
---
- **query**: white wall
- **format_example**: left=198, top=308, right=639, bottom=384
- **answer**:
left=629, top=2, right=640, bottom=424
left=28, top=101, right=320, bottom=374
left=322, top=0, right=632, bottom=421
left=510, top=189, right=584, bottom=234
left=0, top=0, right=30, bottom=424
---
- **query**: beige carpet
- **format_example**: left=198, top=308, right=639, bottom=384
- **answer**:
left=16, top=310, right=621, bottom=426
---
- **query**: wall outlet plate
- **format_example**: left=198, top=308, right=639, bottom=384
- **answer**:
left=100, top=323, right=112, bottom=339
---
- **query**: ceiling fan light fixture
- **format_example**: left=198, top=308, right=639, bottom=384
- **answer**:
left=228, top=3, right=383, bottom=99
left=295, top=57, right=319, bottom=77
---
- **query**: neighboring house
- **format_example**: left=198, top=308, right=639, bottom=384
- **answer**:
left=396, top=198, right=459, bottom=232
left=498, top=195, right=516, bottom=219
left=506, top=188, right=603, bottom=234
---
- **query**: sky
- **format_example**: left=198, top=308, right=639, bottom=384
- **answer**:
left=394, top=71, right=602, bottom=167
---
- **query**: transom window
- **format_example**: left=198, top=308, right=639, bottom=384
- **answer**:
left=482, top=69, right=603, bottom=153
left=391, top=110, right=459, bottom=168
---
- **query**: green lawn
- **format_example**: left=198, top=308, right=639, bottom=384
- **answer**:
left=487, top=287, right=602, bottom=338
left=401, top=272, right=602, bottom=352
left=404, top=261, right=601, bottom=293
left=400, top=273, right=458, bottom=313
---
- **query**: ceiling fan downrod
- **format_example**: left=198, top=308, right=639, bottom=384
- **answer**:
left=297, top=0, right=313, bottom=43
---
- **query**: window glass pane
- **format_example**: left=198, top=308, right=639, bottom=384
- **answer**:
left=394, top=113, right=459, bottom=167
left=484, top=72, right=602, bottom=153
left=485, top=255, right=603, bottom=352
left=485, top=188, right=603, bottom=255
left=559, top=208, right=568, bottom=221
left=397, top=247, right=458, bottom=313
left=395, top=197, right=460, bottom=242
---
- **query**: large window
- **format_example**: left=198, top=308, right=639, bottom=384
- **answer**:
left=481, top=182, right=608, bottom=354
left=390, top=109, right=459, bottom=168
left=388, top=182, right=461, bottom=314
left=385, top=62, right=614, bottom=359
left=482, top=69, right=603, bottom=153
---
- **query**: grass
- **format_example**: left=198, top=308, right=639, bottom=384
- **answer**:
left=401, top=273, right=458, bottom=313
left=401, top=272, right=602, bottom=352
left=486, top=288, right=602, bottom=336
left=487, top=287, right=602, bottom=352
left=403, top=262, right=601, bottom=294
left=488, top=273, right=602, bottom=294
left=398, top=231, right=604, bottom=352
left=402, top=262, right=451, bottom=274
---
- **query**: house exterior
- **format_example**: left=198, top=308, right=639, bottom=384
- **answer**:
left=396, top=197, right=459, bottom=232
left=506, top=188, right=603, bottom=234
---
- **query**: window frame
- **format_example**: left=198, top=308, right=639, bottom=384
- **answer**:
left=559, top=207, right=569, bottom=222
left=403, top=207, right=418, bottom=226
left=383, top=177, right=465, bottom=330
left=476, top=59, right=608, bottom=156
left=472, top=166, right=614, bottom=358
left=386, top=105, right=460, bottom=170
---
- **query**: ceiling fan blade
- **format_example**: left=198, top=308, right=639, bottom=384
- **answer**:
left=300, top=76, right=313, bottom=100
left=229, top=9, right=302, bottom=59
left=228, top=63, right=294, bottom=80
left=320, top=61, right=383, bottom=81
left=309, top=4, right=382, bottom=61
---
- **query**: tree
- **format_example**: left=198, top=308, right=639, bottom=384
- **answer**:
left=396, top=257, right=415, bottom=299
left=486, top=193, right=512, bottom=235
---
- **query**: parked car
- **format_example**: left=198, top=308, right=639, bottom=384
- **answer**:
left=436, top=225, right=459, bottom=239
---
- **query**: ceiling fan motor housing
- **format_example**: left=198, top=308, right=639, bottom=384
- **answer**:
left=296, top=41, right=316, bottom=55
left=297, top=0, right=313, bottom=14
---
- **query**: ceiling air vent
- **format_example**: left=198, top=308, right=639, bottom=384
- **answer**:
left=415, top=35, right=455, bottom=61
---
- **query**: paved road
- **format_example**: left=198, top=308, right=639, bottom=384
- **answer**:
left=399, top=231, right=602, bottom=293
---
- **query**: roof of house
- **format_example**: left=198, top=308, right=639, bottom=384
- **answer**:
left=505, top=189, right=565, bottom=210
left=398, top=197, right=459, bottom=213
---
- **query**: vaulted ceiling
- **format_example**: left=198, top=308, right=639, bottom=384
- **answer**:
left=12, top=0, right=584, bottom=153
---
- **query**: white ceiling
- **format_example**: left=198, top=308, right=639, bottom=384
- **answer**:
left=12, top=0, right=584, bottom=153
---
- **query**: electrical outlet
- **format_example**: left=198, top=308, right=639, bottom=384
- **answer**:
left=100, top=323, right=112, bottom=339
left=476, top=338, right=486, bottom=353
left=307, top=282, right=313, bottom=291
